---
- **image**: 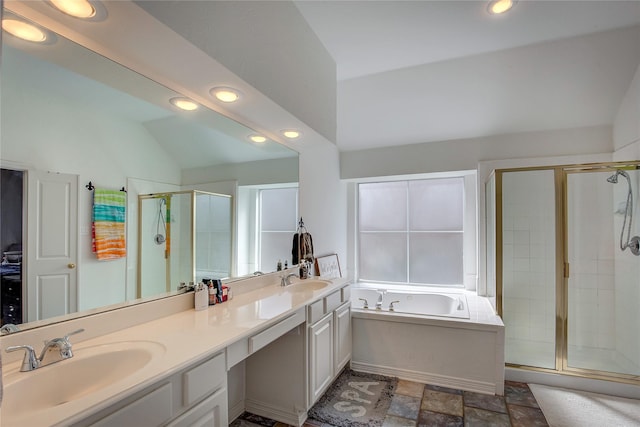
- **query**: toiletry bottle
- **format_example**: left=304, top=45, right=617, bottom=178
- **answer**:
left=208, top=282, right=217, bottom=305
left=194, top=283, right=208, bottom=311
left=300, top=260, right=308, bottom=279
left=214, top=279, right=223, bottom=303
left=284, top=260, right=288, bottom=269
left=277, top=259, right=282, bottom=271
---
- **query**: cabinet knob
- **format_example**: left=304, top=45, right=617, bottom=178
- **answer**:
left=68, top=263, right=76, bottom=269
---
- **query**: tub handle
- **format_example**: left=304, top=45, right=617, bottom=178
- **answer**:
left=389, top=300, right=400, bottom=311
left=358, top=298, right=369, bottom=309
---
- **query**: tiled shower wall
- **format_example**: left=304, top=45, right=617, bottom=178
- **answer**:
left=566, top=174, right=616, bottom=354
left=504, top=168, right=639, bottom=375
left=502, top=170, right=556, bottom=368
left=612, top=172, right=640, bottom=373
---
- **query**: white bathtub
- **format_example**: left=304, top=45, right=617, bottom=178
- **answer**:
left=351, top=287, right=470, bottom=319
left=349, top=285, right=505, bottom=395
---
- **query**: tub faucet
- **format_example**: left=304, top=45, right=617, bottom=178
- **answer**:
left=375, top=290, right=386, bottom=310
left=281, top=272, right=299, bottom=286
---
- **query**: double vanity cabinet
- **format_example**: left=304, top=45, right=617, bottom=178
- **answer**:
left=0, top=277, right=351, bottom=427
left=76, top=352, right=228, bottom=427
left=242, top=283, right=352, bottom=426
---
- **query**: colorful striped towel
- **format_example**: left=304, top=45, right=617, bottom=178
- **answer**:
left=92, top=188, right=126, bottom=260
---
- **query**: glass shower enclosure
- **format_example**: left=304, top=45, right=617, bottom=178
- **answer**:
left=138, top=190, right=232, bottom=298
left=487, top=161, right=640, bottom=383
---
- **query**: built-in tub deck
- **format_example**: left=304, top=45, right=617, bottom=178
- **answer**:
left=350, top=284, right=505, bottom=395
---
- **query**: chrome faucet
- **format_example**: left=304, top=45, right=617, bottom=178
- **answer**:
left=0, top=323, right=20, bottom=335
left=281, top=272, right=299, bottom=286
left=6, top=328, right=84, bottom=372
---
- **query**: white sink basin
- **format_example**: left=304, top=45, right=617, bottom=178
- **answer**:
left=3, top=340, right=165, bottom=413
left=285, top=279, right=330, bottom=292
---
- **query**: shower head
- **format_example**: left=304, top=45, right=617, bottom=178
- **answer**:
left=607, top=169, right=630, bottom=184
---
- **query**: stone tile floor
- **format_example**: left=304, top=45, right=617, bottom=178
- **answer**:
left=231, top=380, right=548, bottom=426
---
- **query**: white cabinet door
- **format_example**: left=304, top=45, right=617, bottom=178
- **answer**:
left=334, top=302, right=351, bottom=376
left=309, top=312, right=334, bottom=405
left=167, top=387, right=228, bottom=427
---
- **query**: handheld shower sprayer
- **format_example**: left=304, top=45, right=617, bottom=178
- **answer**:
left=606, top=169, right=640, bottom=255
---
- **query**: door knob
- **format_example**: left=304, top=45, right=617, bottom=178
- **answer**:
left=68, top=263, right=76, bottom=269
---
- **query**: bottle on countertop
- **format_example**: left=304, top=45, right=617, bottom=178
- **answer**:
left=284, top=260, right=288, bottom=269
left=277, top=259, right=282, bottom=271
left=208, top=283, right=217, bottom=305
left=213, top=279, right=223, bottom=303
left=299, top=260, right=308, bottom=279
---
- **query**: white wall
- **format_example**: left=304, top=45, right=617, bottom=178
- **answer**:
left=298, top=142, right=348, bottom=277
left=341, top=125, right=613, bottom=180
left=181, top=158, right=298, bottom=187
left=1, top=69, right=181, bottom=312
left=613, top=64, right=640, bottom=151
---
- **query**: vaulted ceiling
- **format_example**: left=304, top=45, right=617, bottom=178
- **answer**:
left=294, top=1, right=640, bottom=151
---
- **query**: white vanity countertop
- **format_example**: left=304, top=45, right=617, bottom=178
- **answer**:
left=1, top=277, right=351, bottom=427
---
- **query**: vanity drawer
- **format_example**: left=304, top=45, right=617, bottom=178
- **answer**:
left=249, top=307, right=305, bottom=353
left=307, top=299, right=325, bottom=324
left=341, top=285, right=351, bottom=303
left=226, top=338, right=249, bottom=370
left=92, top=382, right=173, bottom=427
left=183, top=352, right=226, bottom=406
left=324, top=290, right=342, bottom=313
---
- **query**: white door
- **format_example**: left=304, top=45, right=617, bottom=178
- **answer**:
left=26, top=170, right=78, bottom=322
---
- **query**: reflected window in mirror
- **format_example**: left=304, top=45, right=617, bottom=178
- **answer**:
left=237, top=186, right=298, bottom=276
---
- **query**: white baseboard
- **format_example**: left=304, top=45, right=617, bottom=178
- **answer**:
left=351, top=361, right=497, bottom=395
left=245, top=398, right=307, bottom=427
left=228, top=399, right=245, bottom=424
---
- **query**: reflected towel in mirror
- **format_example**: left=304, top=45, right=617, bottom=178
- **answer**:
left=92, top=188, right=126, bottom=260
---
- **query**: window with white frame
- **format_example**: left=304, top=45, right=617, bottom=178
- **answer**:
left=258, top=187, right=298, bottom=272
left=357, top=177, right=464, bottom=286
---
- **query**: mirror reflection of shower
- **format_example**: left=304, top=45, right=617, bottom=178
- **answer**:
left=138, top=191, right=233, bottom=299
left=607, top=169, right=640, bottom=255
left=154, top=198, right=167, bottom=245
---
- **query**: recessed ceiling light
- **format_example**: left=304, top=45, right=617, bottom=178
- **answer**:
left=249, top=135, right=267, bottom=143
left=2, top=19, right=47, bottom=42
left=487, top=0, right=516, bottom=15
left=210, top=87, right=241, bottom=103
left=282, top=130, right=301, bottom=139
left=170, top=97, right=199, bottom=111
left=50, top=0, right=96, bottom=18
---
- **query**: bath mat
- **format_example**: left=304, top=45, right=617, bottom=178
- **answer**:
left=307, top=369, right=398, bottom=427
left=529, top=383, right=640, bottom=427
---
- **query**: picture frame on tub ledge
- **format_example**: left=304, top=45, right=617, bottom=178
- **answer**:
left=315, top=253, right=342, bottom=279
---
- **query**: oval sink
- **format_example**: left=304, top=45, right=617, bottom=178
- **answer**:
left=3, top=340, right=165, bottom=413
left=285, top=279, right=330, bottom=292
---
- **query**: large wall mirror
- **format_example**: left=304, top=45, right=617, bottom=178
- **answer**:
left=0, top=8, right=299, bottom=333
